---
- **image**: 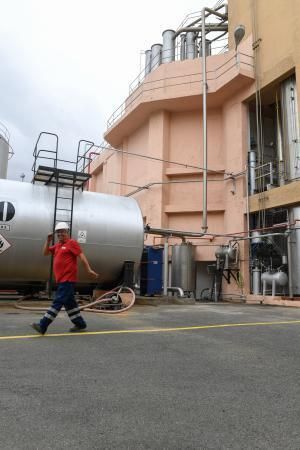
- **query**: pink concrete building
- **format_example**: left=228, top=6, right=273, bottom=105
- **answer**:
left=89, top=1, right=300, bottom=304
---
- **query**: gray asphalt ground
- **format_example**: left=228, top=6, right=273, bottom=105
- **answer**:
left=1, top=303, right=300, bottom=450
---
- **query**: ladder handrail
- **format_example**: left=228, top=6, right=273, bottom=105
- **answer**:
left=32, top=132, right=59, bottom=180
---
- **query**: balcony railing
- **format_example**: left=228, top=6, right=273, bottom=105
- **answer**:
left=106, top=51, right=254, bottom=129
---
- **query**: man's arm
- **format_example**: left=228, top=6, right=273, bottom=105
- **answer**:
left=78, top=252, right=99, bottom=279
left=43, top=233, right=53, bottom=256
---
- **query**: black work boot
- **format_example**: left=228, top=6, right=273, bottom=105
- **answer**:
left=69, top=324, right=87, bottom=333
left=31, top=323, right=46, bottom=335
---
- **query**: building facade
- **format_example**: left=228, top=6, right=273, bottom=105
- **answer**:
left=89, top=0, right=300, bottom=301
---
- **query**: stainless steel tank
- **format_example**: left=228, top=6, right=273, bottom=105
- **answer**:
left=162, top=29, right=175, bottom=63
left=186, top=32, right=197, bottom=59
left=252, top=265, right=261, bottom=295
left=288, top=206, right=300, bottom=295
left=215, top=245, right=237, bottom=270
left=145, top=49, right=152, bottom=76
left=171, top=243, right=196, bottom=292
left=0, top=134, right=9, bottom=179
left=151, top=43, right=162, bottom=71
left=199, top=39, right=211, bottom=57
left=281, top=75, right=300, bottom=180
left=180, top=34, right=186, bottom=60
left=0, top=179, right=144, bottom=284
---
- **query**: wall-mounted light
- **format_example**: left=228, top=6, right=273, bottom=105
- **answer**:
left=234, top=25, right=245, bottom=50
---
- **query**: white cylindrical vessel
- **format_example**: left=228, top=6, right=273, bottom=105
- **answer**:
left=199, top=39, right=211, bottom=57
left=288, top=206, right=300, bottom=295
left=180, top=34, right=186, bottom=60
left=252, top=266, right=261, bottom=295
left=186, top=32, right=197, bottom=59
left=151, top=44, right=162, bottom=71
left=162, top=29, right=175, bottom=63
left=281, top=75, right=300, bottom=180
left=171, top=243, right=196, bottom=292
left=261, top=270, right=288, bottom=295
left=144, top=49, right=152, bottom=76
left=0, top=135, right=9, bottom=179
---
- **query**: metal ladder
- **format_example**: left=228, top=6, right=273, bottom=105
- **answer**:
left=31, top=132, right=91, bottom=295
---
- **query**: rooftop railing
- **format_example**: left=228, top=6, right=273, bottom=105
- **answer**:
left=107, top=50, right=254, bottom=129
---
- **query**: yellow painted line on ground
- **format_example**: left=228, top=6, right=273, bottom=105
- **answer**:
left=0, top=319, right=300, bottom=341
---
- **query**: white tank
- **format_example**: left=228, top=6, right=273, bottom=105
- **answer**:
left=0, top=179, right=144, bottom=285
left=261, top=270, right=288, bottom=286
left=0, top=134, right=9, bottom=179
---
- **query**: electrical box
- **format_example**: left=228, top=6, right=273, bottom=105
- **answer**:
left=140, top=246, right=163, bottom=296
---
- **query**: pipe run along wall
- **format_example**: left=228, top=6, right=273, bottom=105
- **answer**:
left=0, top=179, right=144, bottom=284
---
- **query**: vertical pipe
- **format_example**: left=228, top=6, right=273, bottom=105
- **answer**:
left=201, top=8, right=208, bottom=232
left=249, top=150, right=256, bottom=194
left=269, top=162, right=274, bottom=186
left=262, top=280, right=266, bottom=296
left=275, top=92, right=285, bottom=186
left=163, top=238, right=169, bottom=296
left=287, top=211, right=294, bottom=298
left=271, top=279, right=276, bottom=296
left=245, top=163, right=250, bottom=237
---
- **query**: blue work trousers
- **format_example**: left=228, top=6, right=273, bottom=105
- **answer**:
left=40, top=282, right=86, bottom=332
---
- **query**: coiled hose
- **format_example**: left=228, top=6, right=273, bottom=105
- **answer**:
left=14, top=286, right=135, bottom=314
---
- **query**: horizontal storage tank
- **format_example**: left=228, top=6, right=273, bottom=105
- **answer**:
left=0, top=180, right=144, bottom=285
left=171, top=243, right=196, bottom=292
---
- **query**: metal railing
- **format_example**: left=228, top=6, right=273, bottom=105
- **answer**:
left=32, top=132, right=99, bottom=185
left=0, top=121, right=14, bottom=159
left=0, top=121, right=10, bottom=142
left=177, top=0, right=227, bottom=30
left=107, top=51, right=254, bottom=129
left=254, top=161, right=281, bottom=189
left=129, top=38, right=229, bottom=96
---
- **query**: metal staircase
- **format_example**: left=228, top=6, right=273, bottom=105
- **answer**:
left=32, top=132, right=91, bottom=236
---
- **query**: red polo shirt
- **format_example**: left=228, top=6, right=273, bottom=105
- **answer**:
left=49, top=239, right=82, bottom=283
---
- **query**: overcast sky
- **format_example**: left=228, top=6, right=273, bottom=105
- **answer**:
left=1, top=0, right=216, bottom=181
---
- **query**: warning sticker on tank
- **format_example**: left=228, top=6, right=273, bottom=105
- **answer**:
left=78, top=230, right=87, bottom=244
left=0, top=233, right=11, bottom=254
left=0, top=224, right=10, bottom=231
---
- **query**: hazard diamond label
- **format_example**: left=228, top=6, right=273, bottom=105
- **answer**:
left=0, top=233, right=11, bottom=254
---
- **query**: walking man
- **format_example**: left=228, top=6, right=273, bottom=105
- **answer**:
left=31, top=222, right=98, bottom=335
